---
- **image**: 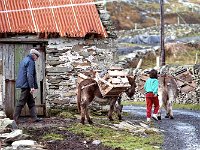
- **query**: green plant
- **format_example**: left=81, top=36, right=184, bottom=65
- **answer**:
left=59, top=111, right=76, bottom=119
left=42, top=133, right=64, bottom=141
left=68, top=123, right=163, bottom=150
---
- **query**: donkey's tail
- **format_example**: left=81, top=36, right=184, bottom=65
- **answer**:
left=77, top=84, right=81, bottom=113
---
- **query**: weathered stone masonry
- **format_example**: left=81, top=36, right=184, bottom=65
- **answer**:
left=45, top=3, right=118, bottom=112
left=194, top=64, right=200, bottom=104
left=45, top=38, right=117, bottom=112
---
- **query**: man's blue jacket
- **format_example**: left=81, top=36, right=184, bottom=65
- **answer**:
left=16, top=54, right=38, bottom=89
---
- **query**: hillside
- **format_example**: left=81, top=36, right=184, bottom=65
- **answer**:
left=106, top=0, right=200, bottom=30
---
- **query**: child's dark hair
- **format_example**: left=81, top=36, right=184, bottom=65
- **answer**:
left=149, top=69, right=158, bottom=79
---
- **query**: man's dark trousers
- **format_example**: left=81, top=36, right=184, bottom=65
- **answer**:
left=13, top=88, right=37, bottom=121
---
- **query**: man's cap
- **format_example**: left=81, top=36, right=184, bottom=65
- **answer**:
left=30, top=49, right=40, bottom=57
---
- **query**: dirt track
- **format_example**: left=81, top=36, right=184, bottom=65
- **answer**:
left=123, top=106, right=200, bottom=150
left=18, top=117, right=115, bottom=150
left=17, top=105, right=200, bottom=150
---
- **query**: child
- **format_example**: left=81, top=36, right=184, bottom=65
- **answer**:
left=144, top=69, right=159, bottom=122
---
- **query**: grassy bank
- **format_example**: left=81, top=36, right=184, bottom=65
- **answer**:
left=142, top=48, right=199, bottom=69
left=68, top=123, right=163, bottom=150
left=122, top=100, right=200, bottom=111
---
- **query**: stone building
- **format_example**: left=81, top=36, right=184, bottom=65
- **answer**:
left=0, top=0, right=117, bottom=118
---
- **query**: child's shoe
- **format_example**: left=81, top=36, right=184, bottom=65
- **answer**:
left=147, top=118, right=151, bottom=122
left=152, top=114, right=158, bottom=121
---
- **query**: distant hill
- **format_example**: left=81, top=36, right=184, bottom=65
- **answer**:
left=106, top=0, right=200, bottom=30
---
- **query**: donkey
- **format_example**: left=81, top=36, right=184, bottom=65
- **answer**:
left=77, top=76, right=136, bottom=124
left=157, top=74, right=178, bottom=120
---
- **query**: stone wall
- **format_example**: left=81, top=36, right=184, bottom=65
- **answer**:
left=96, top=3, right=117, bottom=38
left=194, top=64, right=200, bottom=104
left=117, top=24, right=200, bottom=38
left=45, top=38, right=117, bottom=112
left=131, top=65, right=200, bottom=104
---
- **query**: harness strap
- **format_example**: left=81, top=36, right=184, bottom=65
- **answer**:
left=81, top=83, right=96, bottom=90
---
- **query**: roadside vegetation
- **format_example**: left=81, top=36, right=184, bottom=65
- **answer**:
left=106, top=1, right=200, bottom=30
left=122, top=100, right=200, bottom=111
left=142, top=47, right=200, bottom=69
left=67, top=122, right=163, bottom=150
left=23, top=109, right=163, bottom=150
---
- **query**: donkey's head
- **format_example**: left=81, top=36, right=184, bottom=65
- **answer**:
left=125, top=75, right=137, bottom=98
left=158, top=74, right=167, bottom=88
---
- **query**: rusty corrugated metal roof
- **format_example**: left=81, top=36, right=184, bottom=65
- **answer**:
left=0, top=0, right=108, bottom=37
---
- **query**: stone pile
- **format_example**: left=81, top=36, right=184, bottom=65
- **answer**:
left=132, top=65, right=199, bottom=104
left=0, top=111, right=45, bottom=150
left=117, top=24, right=200, bottom=39
left=96, top=3, right=117, bottom=38
left=193, top=64, right=200, bottom=104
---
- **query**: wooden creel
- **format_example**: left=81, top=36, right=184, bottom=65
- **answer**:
left=96, top=68, right=131, bottom=97
left=77, top=68, right=131, bottom=97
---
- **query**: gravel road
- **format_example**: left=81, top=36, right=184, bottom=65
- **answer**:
left=123, top=106, right=200, bottom=150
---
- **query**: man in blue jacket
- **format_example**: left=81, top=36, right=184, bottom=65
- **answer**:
left=13, top=49, right=42, bottom=123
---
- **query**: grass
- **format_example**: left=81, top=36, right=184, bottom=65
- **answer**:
left=122, top=101, right=146, bottom=107
left=188, top=0, right=200, bottom=4
left=166, top=50, right=198, bottom=65
left=42, top=133, right=64, bottom=141
left=141, top=48, right=200, bottom=69
left=142, top=54, right=157, bottom=69
left=68, top=123, right=163, bottom=150
left=58, top=111, right=76, bottom=119
left=48, top=108, right=77, bottom=118
left=106, top=0, right=200, bottom=30
left=122, top=100, right=200, bottom=111
left=173, top=103, right=200, bottom=110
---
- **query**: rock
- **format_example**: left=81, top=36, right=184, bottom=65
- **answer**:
left=92, top=140, right=101, bottom=145
left=145, top=128, right=160, bottom=134
left=112, top=121, right=160, bottom=135
left=0, top=129, right=22, bottom=139
left=0, top=118, right=18, bottom=129
left=0, top=111, right=6, bottom=119
left=12, top=140, right=36, bottom=149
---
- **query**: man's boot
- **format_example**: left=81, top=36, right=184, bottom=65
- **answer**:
left=29, top=106, right=42, bottom=122
left=13, top=107, right=22, bottom=124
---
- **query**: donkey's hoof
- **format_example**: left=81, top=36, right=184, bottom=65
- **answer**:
left=108, top=117, right=114, bottom=121
left=170, top=116, right=174, bottom=119
left=80, top=121, right=85, bottom=125
left=157, top=116, right=161, bottom=120
left=88, top=120, right=93, bottom=124
left=118, top=116, right=122, bottom=121
left=165, top=115, right=169, bottom=118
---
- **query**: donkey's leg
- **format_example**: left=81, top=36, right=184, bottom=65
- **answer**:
left=167, top=90, right=174, bottom=119
left=108, top=98, right=117, bottom=121
left=116, top=96, right=123, bottom=120
left=85, top=102, right=93, bottom=124
left=80, top=99, right=89, bottom=124
left=162, top=100, right=170, bottom=118
left=164, top=107, right=170, bottom=118
left=80, top=105, right=86, bottom=124
left=167, top=103, right=174, bottom=119
left=160, top=92, right=170, bottom=118
left=158, top=93, right=163, bottom=120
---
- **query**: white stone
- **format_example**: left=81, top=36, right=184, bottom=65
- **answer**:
left=92, top=140, right=101, bottom=145
left=0, top=118, right=18, bottom=129
left=12, top=140, right=37, bottom=149
left=0, top=111, right=6, bottom=119
left=0, top=129, right=22, bottom=139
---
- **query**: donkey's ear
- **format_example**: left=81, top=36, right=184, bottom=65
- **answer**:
left=91, top=70, right=97, bottom=77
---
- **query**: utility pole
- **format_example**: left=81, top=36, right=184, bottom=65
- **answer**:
left=103, top=0, right=106, bottom=10
left=160, top=0, right=165, bottom=66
